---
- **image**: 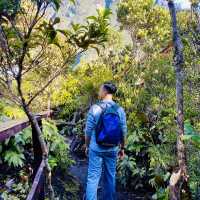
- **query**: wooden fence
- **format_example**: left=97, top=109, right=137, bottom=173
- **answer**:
left=0, top=112, right=50, bottom=200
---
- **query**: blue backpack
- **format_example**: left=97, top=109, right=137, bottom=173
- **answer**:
left=95, top=102, right=123, bottom=147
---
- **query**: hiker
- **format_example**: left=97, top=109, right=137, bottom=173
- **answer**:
left=85, top=82, right=127, bottom=200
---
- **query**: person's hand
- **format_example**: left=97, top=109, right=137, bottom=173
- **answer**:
left=85, top=147, right=89, bottom=157
left=118, top=149, right=125, bottom=160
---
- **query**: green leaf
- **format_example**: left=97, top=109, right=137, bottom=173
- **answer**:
left=21, top=127, right=32, bottom=144
left=48, top=155, right=58, bottom=169
left=0, top=0, right=20, bottom=17
left=97, top=8, right=112, bottom=19
left=52, top=17, right=60, bottom=25
left=0, top=144, right=2, bottom=153
left=184, top=121, right=197, bottom=135
left=182, top=135, right=193, bottom=141
left=69, top=0, right=76, bottom=5
left=190, top=135, right=200, bottom=144
left=57, top=29, right=72, bottom=37
left=15, top=134, right=26, bottom=146
left=90, top=45, right=100, bottom=55
left=71, top=23, right=81, bottom=32
left=4, top=150, right=25, bottom=167
left=183, top=134, right=200, bottom=149
left=87, top=16, right=98, bottom=21
left=51, top=0, right=61, bottom=10
left=45, top=25, right=57, bottom=44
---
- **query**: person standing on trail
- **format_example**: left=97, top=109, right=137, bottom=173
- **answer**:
left=85, top=82, right=127, bottom=200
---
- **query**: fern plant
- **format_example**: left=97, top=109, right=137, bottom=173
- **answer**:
left=4, top=151, right=25, bottom=168
left=1, top=127, right=32, bottom=168
left=117, top=155, right=137, bottom=187
left=42, top=119, right=74, bottom=170
left=1, top=181, right=30, bottom=200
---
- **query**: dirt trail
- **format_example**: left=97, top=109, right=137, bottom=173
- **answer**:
left=52, top=136, right=149, bottom=199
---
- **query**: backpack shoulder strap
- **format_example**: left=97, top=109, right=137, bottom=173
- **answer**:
left=96, top=101, right=119, bottom=113
left=96, top=102, right=107, bottom=113
left=111, top=103, right=120, bottom=110
left=95, top=102, right=107, bottom=126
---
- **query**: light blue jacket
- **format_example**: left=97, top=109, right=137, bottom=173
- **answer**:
left=85, top=99, right=127, bottom=152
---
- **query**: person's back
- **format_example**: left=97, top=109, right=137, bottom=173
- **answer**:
left=85, top=82, right=127, bottom=200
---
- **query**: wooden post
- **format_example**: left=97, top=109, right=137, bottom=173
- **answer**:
left=31, top=116, right=45, bottom=200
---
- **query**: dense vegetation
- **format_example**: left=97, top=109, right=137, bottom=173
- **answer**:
left=0, top=0, right=200, bottom=200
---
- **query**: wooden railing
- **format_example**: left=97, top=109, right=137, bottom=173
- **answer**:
left=0, top=112, right=50, bottom=200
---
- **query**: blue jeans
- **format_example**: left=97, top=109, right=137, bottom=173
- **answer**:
left=86, top=149, right=117, bottom=200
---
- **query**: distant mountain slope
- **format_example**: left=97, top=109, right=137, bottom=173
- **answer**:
left=45, top=0, right=123, bottom=64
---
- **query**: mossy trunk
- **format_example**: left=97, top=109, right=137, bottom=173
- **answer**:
left=168, top=1, right=191, bottom=199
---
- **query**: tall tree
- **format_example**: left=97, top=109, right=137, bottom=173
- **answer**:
left=167, top=1, right=191, bottom=199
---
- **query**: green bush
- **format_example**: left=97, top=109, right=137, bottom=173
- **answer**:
left=42, top=119, right=74, bottom=170
left=1, top=127, right=32, bottom=168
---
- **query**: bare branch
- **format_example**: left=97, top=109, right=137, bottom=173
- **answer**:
left=0, top=25, right=16, bottom=77
left=0, top=83, right=21, bottom=105
left=0, top=26, right=12, bottom=57
left=19, top=8, right=30, bottom=33
left=26, top=47, right=85, bottom=106
left=17, top=2, right=46, bottom=77
left=26, top=64, right=68, bottom=106
left=22, top=44, right=47, bottom=76
left=9, top=19, right=23, bottom=41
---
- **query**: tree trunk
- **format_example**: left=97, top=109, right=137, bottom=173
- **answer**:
left=16, top=78, right=55, bottom=199
left=167, top=1, right=191, bottom=199
left=22, top=104, right=55, bottom=199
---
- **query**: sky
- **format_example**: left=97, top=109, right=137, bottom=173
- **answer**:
left=156, top=0, right=191, bottom=10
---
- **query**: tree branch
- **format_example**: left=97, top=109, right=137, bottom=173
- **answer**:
left=26, top=65, right=67, bottom=106
left=17, top=2, right=47, bottom=78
